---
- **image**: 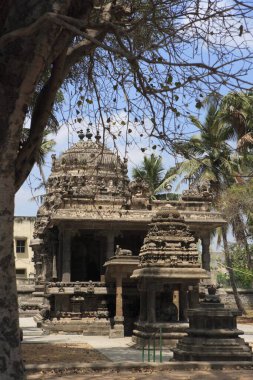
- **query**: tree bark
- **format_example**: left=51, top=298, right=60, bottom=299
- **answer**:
left=0, top=2, right=93, bottom=378
left=221, top=226, right=246, bottom=315
left=233, top=215, right=252, bottom=270
left=0, top=168, right=24, bottom=379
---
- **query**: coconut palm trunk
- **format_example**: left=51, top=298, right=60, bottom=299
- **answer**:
left=221, top=226, right=246, bottom=315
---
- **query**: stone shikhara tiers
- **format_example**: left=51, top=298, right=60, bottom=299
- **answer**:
left=30, top=129, right=232, bottom=343
left=131, top=208, right=208, bottom=347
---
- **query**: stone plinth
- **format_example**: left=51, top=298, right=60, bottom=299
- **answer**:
left=133, top=322, right=188, bottom=348
left=173, top=294, right=253, bottom=361
left=41, top=318, right=110, bottom=335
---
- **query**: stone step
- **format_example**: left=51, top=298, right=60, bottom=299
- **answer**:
left=23, top=329, right=44, bottom=337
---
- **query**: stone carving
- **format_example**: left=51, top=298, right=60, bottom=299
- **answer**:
left=115, top=245, right=133, bottom=256
left=87, top=280, right=95, bottom=294
left=139, top=208, right=200, bottom=268
left=182, top=180, right=213, bottom=202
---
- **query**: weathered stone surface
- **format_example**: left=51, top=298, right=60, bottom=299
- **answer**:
left=173, top=291, right=253, bottom=361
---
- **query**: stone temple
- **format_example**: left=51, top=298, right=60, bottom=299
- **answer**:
left=30, top=129, right=226, bottom=338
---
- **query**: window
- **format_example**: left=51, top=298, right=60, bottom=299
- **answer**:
left=16, top=239, right=26, bottom=254
left=16, top=268, right=26, bottom=278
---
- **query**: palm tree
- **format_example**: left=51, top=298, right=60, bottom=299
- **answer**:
left=132, top=154, right=172, bottom=196
left=170, top=101, right=241, bottom=195
left=36, top=132, right=56, bottom=188
left=218, top=91, right=253, bottom=150
left=21, top=128, right=56, bottom=189
left=168, top=101, right=246, bottom=313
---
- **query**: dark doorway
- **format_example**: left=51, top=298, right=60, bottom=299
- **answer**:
left=114, top=230, right=146, bottom=256
left=71, top=232, right=106, bottom=281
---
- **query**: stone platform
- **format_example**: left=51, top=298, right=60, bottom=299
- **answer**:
left=132, top=322, right=188, bottom=348
left=173, top=295, right=253, bottom=361
left=41, top=318, right=111, bottom=335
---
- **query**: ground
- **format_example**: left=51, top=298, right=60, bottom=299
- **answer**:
left=22, top=343, right=108, bottom=364
left=20, top=317, right=253, bottom=380
left=26, top=368, right=253, bottom=380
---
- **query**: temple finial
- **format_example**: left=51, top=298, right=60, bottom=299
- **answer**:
left=86, top=128, right=93, bottom=140
left=77, top=129, right=85, bottom=140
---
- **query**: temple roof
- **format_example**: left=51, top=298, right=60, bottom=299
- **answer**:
left=132, top=206, right=209, bottom=281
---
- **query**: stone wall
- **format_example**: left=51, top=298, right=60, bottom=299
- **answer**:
left=17, top=283, right=43, bottom=316
left=218, top=288, right=253, bottom=310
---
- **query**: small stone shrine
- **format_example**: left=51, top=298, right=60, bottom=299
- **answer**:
left=173, top=287, right=253, bottom=361
left=131, top=207, right=209, bottom=347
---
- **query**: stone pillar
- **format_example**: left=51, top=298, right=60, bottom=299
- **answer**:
left=110, top=273, right=124, bottom=338
left=30, top=239, right=44, bottom=284
left=173, top=289, right=180, bottom=320
left=106, top=231, right=115, bottom=260
left=188, top=285, right=199, bottom=308
left=139, top=290, right=147, bottom=322
left=147, top=289, right=156, bottom=323
left=115, top=274, right=123, bottom=318
left=179, top=286, right=188, bottom=321
left=62, top=230, right=72, bottom=282
left=51, top=234, right=58, bottom=280
left=52, top=252, right=57, bottom=280
left=41, top=254, right=47, bottom=282
left=201, top=231, right=211, bottom=272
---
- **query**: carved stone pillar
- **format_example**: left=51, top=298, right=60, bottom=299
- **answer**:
left=179, top=286, right=188, bottom=322
left=30, top=238, right=44, bottom=284
left=62, top=230, right=72, bottom=282
left=110, top=273, right=124, bottom=338
left=106, top=231, right=115, bottom=260
left=201, top=231, right=211, bottom=272
left=173, top=289, right=180, bottom=320
left=188, top=285, right=199, bottom=308
left=40, top=254, right=47, bottom=282
left=147, top=289, right=156, bottom=323
left=139, top=290, right=147, bottom=322
left=115, top=274, right=123, bottom=318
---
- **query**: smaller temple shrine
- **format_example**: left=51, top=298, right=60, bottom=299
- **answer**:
left=173, top=287, right=253, bottom=361
left=132, top=207, right=209, bottom=347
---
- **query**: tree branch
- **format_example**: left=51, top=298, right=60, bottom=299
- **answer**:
left=15, top=48, right=68, bottom=191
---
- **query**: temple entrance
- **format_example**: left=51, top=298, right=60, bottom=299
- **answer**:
left=71, top=232, right=106, bottom=281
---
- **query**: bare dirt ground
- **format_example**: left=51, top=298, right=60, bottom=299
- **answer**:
left=22, top=343, right=108, bottom=364
left=26, top=368, right=253, bottom=380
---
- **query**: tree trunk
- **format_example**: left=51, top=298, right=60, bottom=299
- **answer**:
left=221, top=226, right=246, bottom=315
left=233, top=215, right=252, bottom=270
left=0, top=169, right=24, bottom=379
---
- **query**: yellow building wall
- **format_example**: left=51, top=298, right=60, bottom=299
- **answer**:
left=14, top=217, right=35, bottom=280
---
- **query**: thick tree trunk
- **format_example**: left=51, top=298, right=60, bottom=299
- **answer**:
left=221, top=226, right=246, bottom=315
left=0, top=169, right=24, bottom=379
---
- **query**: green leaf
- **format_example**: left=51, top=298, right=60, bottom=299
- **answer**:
left=167, top=74, right=173, bottom=84
left=195, top=101, right=202, bottom=109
